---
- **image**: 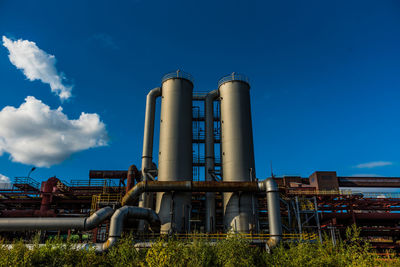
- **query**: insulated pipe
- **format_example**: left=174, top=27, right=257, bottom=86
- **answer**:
left=258, top=178, right=282, bottom=248
left=122, top=179, right=282, bottom=247
left=204, top=89, right=219, bottom=232
left=0, top=206, right=114, bottom=231
left=140, top=87, right=161, bottom=204
left=139, top=87, right=161, bottom=230
left=99, top=206, right=160, bottom=252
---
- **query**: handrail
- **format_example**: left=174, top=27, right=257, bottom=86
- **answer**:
left=218, top=72, right=250, bottom=88
left=14, top=177, right=40, bottom=189
left=162, top=70, right=193, bottom=84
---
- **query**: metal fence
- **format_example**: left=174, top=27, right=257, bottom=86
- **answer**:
left=218, top=73, right=250, bottom=88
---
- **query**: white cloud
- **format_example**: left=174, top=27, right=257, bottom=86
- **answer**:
left=0, top=96, right=108, bottom=167
left=0, top=173, right=10, bottom=183
left=2, top=36, right=72, bottom=100
left=355, top=161, right=393, bottom=169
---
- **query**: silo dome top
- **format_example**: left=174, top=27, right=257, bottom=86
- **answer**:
left=218, top=72, right=250, bottom=88
left=162, top=70, right=194, bottom=84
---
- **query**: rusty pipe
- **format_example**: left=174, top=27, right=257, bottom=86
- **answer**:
left=122, top=181, right=259, bottom=206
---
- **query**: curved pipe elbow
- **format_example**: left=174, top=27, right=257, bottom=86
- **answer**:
left=84, top=206, right=115, bottom=230
left=121, top=181, right=146, bottom=206
left=147, top=87, right=162, bottom=100
left=98, top=206, right=160, bottom=252
left=205, top=89, right=219, bottom=103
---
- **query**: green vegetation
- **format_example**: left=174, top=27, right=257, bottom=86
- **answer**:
left=0, top=227, right=399, bottom=267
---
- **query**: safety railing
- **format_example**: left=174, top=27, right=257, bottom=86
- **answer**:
left=0, top=183, right=12, bottom=190
left=63, top=179, right=117, bottom=187
left=218, top=73, right=250, bottom=87
left=135, top=232, right=318, bottom=241
left=193, top=92, right=208, bottom=99
left=91, top=193, right=122, bottom=213
left=162, top=70, right=193, bottom=84
left=13, top=177, right=40, bottom=190
left=288, top=189, right=400, bottom=199
left=358, top=192, right=400, bottom=199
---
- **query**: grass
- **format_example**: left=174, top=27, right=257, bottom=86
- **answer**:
left=0, top=226, right=399, bottom=267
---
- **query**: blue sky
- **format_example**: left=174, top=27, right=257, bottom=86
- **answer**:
left=0, top=0, right=400, bottom=183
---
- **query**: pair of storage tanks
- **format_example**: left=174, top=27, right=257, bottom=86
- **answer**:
left=149, top=71, right=256, bottom=233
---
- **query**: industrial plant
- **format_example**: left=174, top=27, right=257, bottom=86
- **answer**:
left=1, top=71, right=400, bottom=251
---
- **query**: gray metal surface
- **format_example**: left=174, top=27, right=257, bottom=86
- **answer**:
left=218, top=74, right=256, bottom=232
left=101, top=206, right=160, bottom=251
left=0, top=207, right=114, bottom=231
left=260, top=178, right=282, bottom=247
left=122, top=179, right=282, bottom=247
left=156, top=73, right=193, bottom=233
left=204, top=89, right=219, bottom=232
left=139, top=87, right=161, bottom=230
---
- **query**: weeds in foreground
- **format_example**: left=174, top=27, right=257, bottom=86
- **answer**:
left=0, top=226, right=399, bottom=267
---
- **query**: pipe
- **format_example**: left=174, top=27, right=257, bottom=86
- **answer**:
left=122, top=181, right=259, bottom=206
left=99, top=206, right=160, bottom=252
left=122, top=179, right=282, bottom=247
left=204, top=89, right=219, bottom=232
left=126, top=164, right=139, bottom=194
left=0, top=206, right=114, bottom=231
left=139, top=87, right=161, bottom=229
left=259, top=178, right=282, bottom=248
left=40, top=177, right=59, bottom=214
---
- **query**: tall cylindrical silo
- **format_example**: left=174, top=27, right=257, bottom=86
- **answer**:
left=219, top=73, right=257, bottom=232
left=156, top=71, right=193, bottom=233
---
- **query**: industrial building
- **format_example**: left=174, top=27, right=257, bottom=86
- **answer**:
left=0, top=71, right=399, bottom=250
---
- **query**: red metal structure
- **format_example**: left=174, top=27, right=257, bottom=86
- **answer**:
left=1, top=169, right=400, bottom=249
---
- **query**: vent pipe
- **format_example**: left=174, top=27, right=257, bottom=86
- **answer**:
left=204, top=89, right=219, bottom=232
left=138, top=87, right=161, bottom=230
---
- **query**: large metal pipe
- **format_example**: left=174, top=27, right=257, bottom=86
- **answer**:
left=126, top=164, right=139, bottom=194
left=139, top=87, right=162, bottom=209
left=138, top=87, right=161, bottom=231
left=259, top=178, right=282, bottom=247
left=0, top=206, right=160, bottom=253
left=218, top=73, right=257, bottom=232
left=0, top=207, right=114, bottom=231
left=156, top=71, right=193, bottom=233
left=122, top=179, right=282, bottom=247
left=99, top=206, right=160, bottom=252
left=204, top=89, right=219, bottom=232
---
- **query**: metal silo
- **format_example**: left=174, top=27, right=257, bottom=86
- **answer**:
left=219, top=73, right=257, bottom=232
left=156, top=70, right=193, bottom=233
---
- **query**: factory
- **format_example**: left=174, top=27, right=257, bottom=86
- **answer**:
left=0, top=71, right=399, bottom=250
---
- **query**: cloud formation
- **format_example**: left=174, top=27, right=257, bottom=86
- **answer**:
left=0, top=173, right=10, bottom=183
left=0, top=96, right=108, bottom=167
left=355, top=161, right=393, bottom=169
left=2, top=36, right=72, bottom=100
